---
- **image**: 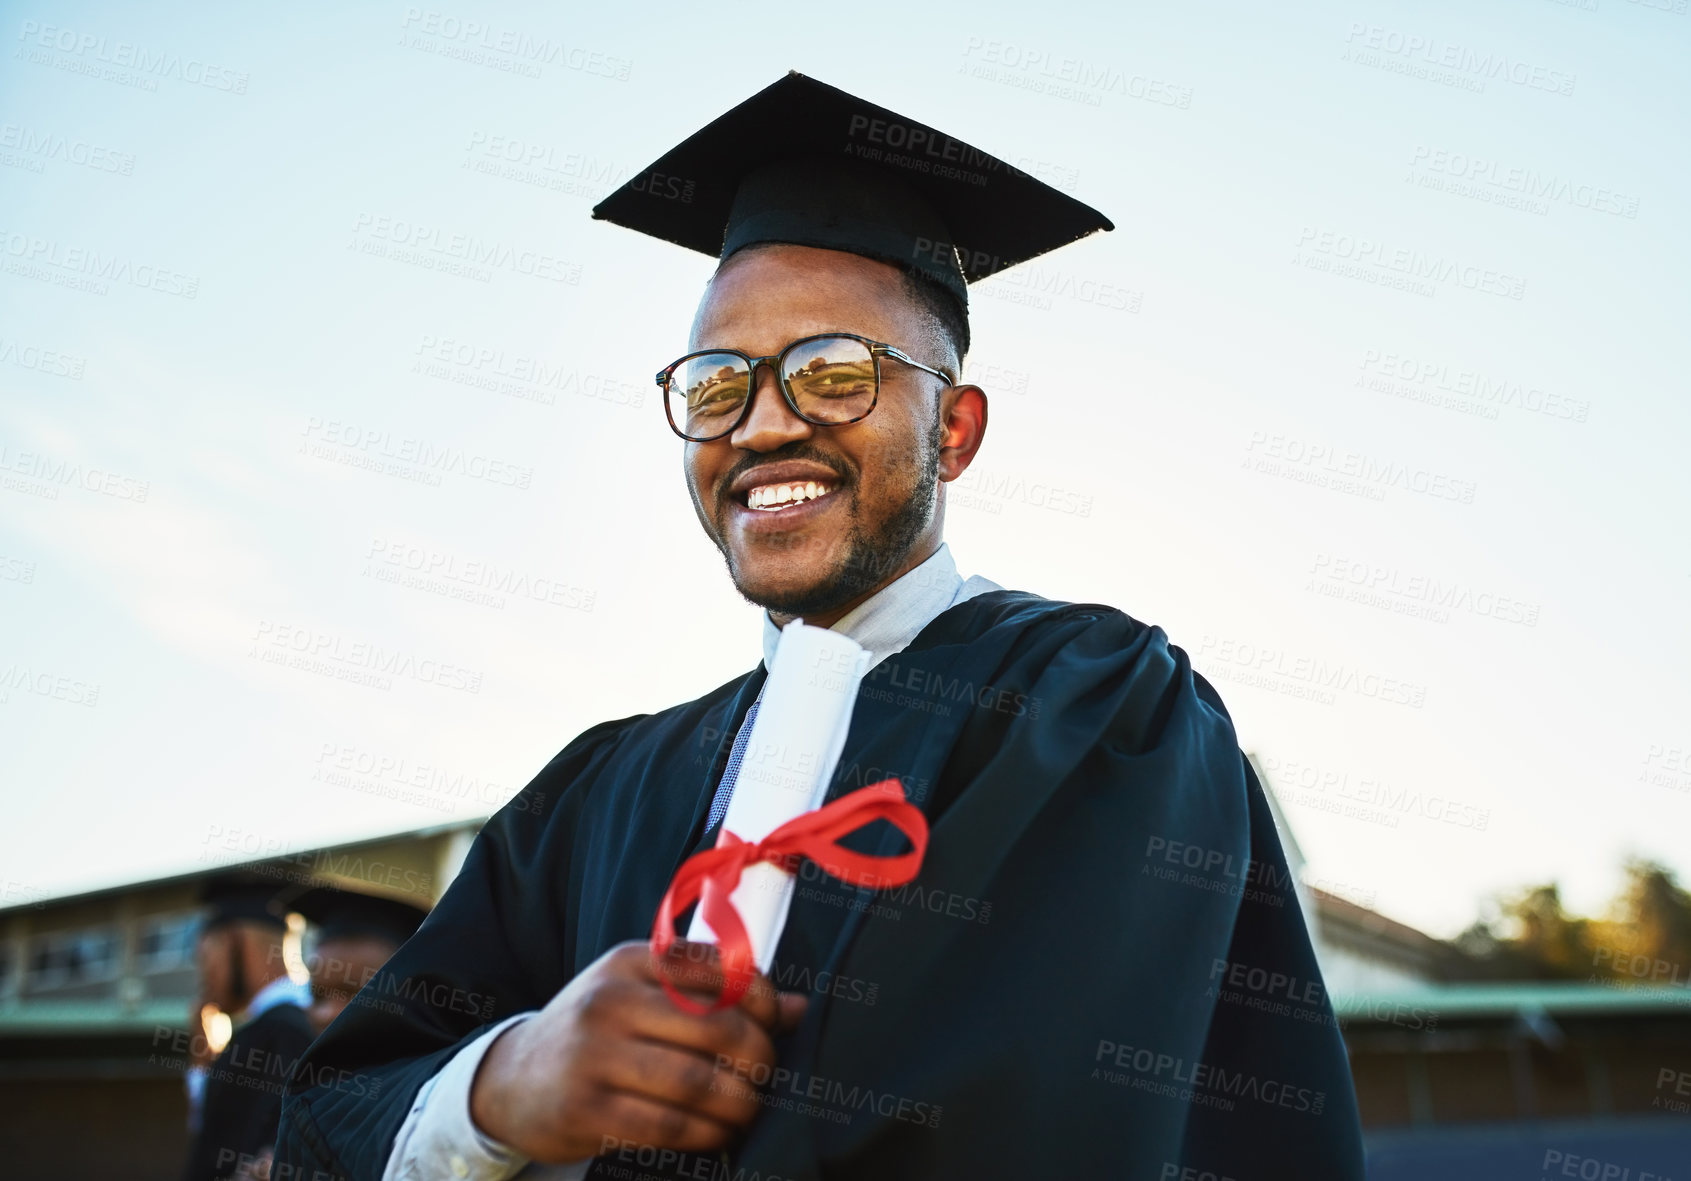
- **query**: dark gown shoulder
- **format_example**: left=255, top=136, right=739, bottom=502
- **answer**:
left=183, top=1001, right=313, bottom=1181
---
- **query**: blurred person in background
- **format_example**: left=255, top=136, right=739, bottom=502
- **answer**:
left=288, top=884, right=430, bottom=1034
left=182, top=874, right=311, bottom=1181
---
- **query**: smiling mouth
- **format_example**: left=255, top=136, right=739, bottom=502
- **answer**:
left=742, top=480, right=837, bottom=512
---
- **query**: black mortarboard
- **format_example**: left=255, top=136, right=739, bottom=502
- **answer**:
left=199, top=872, right=290, bottom=932
left=285, top=885, right=429, bottom=947
left=591, top=71, right=1113, bottom=314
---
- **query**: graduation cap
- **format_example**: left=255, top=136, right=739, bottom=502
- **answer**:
left=199, top=872, right=291, bottom=933
left=285, top=885, right=429, bottom=947
left=591, top=71, right=1112, bottom=314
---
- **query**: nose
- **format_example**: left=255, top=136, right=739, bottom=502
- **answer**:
left=729, top=361, right=814, bottom=453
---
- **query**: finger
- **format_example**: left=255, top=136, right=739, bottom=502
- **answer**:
left=641, top=939, right=733, bottom=996
left=621, top=979, right=771, bottom=1059
left=733, top=970, right=783, bottom=1033
left=596, top=1088, right=738, bottom=1156
left=600, top=1038, right=763, bottom=1129
left=774, top=991, right=809, bottom=1035
left=646, top=939, right=776, bottom=1019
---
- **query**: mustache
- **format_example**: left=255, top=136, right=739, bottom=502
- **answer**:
left=716, top=442, right=854, bottom=502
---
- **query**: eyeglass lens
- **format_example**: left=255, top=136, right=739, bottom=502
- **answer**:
left=666, top=335, right=877, bottom=440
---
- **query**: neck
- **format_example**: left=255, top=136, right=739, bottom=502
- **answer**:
left=768, top=538, right=941, bottom=630
left=238, top=954, right=290, bottom=1012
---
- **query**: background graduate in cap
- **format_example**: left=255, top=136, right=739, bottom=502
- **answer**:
left=287, top=885, right=430, bottom=1035
left=279, top=73, right=1366, bottom=1180
left=182, top=874, right=312, bottom=1181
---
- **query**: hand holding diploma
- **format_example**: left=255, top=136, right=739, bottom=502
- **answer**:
left=652, top=621, right=930, bottom=1013
left=469, top=940, right=808, bottom=1164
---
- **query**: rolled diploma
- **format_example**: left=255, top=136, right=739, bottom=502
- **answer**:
left=686, top=619, right=871, bottom=972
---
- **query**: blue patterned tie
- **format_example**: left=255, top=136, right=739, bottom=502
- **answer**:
left=706, top=693, right=762, bottom=831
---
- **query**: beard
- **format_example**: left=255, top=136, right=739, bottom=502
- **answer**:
left=713, top=420, right=944, bottom=619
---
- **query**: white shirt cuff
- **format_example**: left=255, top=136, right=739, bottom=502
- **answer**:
left=384, top=1013, right=592, bottom=1181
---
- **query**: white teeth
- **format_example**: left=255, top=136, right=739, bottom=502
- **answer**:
left=745, top=481, right=834, bottom=511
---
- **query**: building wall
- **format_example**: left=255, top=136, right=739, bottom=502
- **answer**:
left=0, top=1077, right=187, bottom=1181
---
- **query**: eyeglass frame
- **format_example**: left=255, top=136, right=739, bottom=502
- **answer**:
left=654, top=332, right=956, bottom=442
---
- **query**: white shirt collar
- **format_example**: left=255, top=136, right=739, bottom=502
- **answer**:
left=244, top=972, right=310, bottom=1019
left=760, top=542, right=1000, bottom=672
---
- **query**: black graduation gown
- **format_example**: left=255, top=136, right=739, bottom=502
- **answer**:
left=184, top=1000, right=314, bottom=1181
left=277, top=590, right=1366, bottom=1180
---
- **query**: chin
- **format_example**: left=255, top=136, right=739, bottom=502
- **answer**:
left=731, top=563, right=845, bottom=617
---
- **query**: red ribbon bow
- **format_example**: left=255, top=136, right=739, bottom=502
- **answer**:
left=649, top=778, right=929, bottom=1014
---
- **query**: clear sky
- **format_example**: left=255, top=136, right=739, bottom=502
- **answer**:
left=2, top=0, right=1687, bottom=939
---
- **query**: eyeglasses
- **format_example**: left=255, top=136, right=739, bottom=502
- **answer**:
left=655, top=332, right=955, bottom=443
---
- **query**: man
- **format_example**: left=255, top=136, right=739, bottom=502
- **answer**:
left=183, top=875, right=313, bottom=1181
left=279, top=73, right=1366, bottom=1180
left=288, top=885, right=430, bottom=1034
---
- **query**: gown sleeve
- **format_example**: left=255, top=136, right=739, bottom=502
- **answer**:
left=275, top=720, right=631, bottom=1181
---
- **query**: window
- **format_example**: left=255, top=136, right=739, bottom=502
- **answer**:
left=136, top=913, right=200, bottom=974
left=25, top=928, right=120, bottom=991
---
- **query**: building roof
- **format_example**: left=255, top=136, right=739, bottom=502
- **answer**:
left=0, top=818, right=484, bottom=916
left=1334, top=981, right=1691, bottom=1020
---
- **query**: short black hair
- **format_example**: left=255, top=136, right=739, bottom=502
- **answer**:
left=900, top=266, right=970, bottom=373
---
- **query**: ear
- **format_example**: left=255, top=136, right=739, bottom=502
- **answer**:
left=936, top=385, right=987, bottom=482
